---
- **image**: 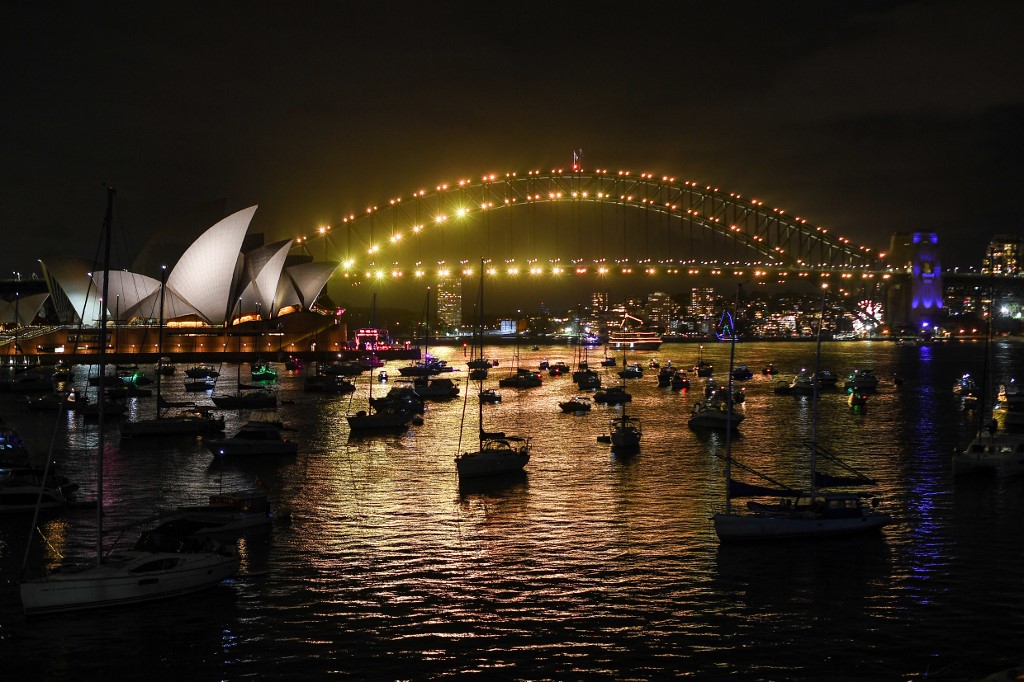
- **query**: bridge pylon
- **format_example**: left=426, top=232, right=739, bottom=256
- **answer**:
left=885, top=232, right=943, bottom=334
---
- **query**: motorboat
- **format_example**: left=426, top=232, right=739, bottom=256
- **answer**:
left=559, top=396, right=592, bottom=413
left=184, top=364, right=220, bottom=379
left=480, top=389, right=502, bottom=404
left=151, top=493, right=273, bottom=541
left=412, top=376, right=460, bottom=400
left=184, top=376, right=217, bottom=392
left=843, top=368, right=880, bottom=393
left=593, top=385, right=632, bottom=405
left=250, top=360, right=277, bottom=382
left=498, top=368, right=543, bottom=389
left=953, top=373, right=980, bottom=404
left=547, top=361, right=571, bottom=377
left=731, top=365, right=754, bottom=381
left=303, top=373, right=356, bottom=393
left=617, top=363, right=644, bottom=379
left=671, top=372, right=691, bottom=391
left=0, top=465, right=75, bottom=513
left=207, top=421, right=298, bottom=457
left=688, top=399, right=744, bottom=430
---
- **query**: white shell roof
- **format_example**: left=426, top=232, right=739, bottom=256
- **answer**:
left=166, top=206, right=257, bottom=324
left=39, top=257, right=105, bottom=325
left=237, top=239, right=293, bottom=318
left=0, top=293, right=49, bottom=325
left=93, top=270, right=163, bottom=320
left=274, top=262, right=337, bottom=312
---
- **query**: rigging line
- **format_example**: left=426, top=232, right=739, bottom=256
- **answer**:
left=19, top=391, right=69, bottom=577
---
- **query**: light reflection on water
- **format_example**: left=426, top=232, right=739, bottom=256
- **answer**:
left=0, top=340, right=1022, bottom=679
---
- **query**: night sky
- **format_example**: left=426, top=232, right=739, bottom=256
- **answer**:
left=5, top=1, right=1023, bottom=300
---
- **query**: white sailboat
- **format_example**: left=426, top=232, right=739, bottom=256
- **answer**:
left=712, top=287, right=893, bottom=541
left=456, top=261, right=530, bottom=478
left=19, top=188, right=239, bottom=615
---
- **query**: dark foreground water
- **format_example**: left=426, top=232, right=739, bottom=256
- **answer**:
left=1, top=339, right=1022, bottom=680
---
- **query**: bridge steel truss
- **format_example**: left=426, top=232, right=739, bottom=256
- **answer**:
left=312, top=169, right=888, bottom=276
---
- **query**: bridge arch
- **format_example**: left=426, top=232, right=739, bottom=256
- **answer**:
left=295, top=167, right=888, bottom=279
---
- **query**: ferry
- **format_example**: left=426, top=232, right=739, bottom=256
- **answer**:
left=607, top=329, right=662, bottom=351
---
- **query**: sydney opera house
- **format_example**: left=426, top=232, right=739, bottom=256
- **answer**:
left=0, top=205, right=352, bottom=360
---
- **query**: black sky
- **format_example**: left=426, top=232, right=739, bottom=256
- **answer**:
left=4, top=1, right=1023, bottom=291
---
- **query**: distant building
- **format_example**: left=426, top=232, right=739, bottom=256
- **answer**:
left=688, top=287, right=716, bottom=320
left=983, top=235, right=1023, bottom=276
left=436, top=277, right=462, bottom=331
left=646, top=292, right=674, bottom=330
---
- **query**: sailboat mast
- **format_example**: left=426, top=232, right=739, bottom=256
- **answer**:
left=96, top=185, right=115, bottom=565
left=810, top=287, right=827, bottom=498
left=724, top=285, right=740, bottom=514
left=155, top=265, right=167, bottom=416
left=477, top=260, right=484, bottom=447
left=424, top=287, right=431, bottom=364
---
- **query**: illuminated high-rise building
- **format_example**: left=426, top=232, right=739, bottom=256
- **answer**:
left=646, top=292, right=674, bottom=329
left=591, top=291, right=609, bottom=313
left=982, top=235, right=1023, bottom=276
left=688, top=287, right=716, bottom=320
left=436, top=277, right=462, bottom=331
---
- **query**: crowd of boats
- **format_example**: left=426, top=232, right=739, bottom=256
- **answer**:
left=0, top=206, right=1017, bottom=618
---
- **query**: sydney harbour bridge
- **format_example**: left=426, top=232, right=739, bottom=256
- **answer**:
left=288, top=165, right=933, bottom=329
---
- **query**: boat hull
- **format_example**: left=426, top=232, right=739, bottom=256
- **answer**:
left=713, top=512, right=892, bottom=541
left=456, top=450, right=529, bottom=478
left=20, top=550, right=239, bottom=615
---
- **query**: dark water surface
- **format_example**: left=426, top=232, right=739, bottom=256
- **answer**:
left=1, top=340, right=1022, bottom=680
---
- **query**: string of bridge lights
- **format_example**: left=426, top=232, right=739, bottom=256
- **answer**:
left=290, top=166, right=887, bottom=283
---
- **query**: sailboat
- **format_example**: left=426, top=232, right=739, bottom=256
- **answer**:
left=456, top=261, right=530, bottom=478
left=604, top=343, right=641, bottom=451
left=498, top=319, right=542, bottom=389
left=712, top=288, right=893, bottom=541
left=398, top=288, right=447, bottom=377
left=347, top=293, right=415, bottom=433
left=212, top=304, right=277, bottom=409
left=572, top=334, right=601, bottom=389
left=120, top=266, right=225, bottom=438
left=688, top=316, right=743, bottom=430
left=20, top=187, right=238, bottom=615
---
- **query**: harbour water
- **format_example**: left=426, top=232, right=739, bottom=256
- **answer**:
left=1, top=339, right=1023, bottom=680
